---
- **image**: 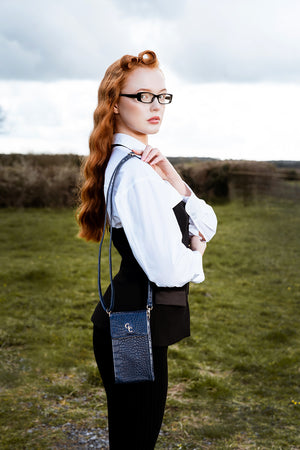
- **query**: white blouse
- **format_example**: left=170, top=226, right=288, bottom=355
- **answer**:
left=104, top=133, right=217, bottom=288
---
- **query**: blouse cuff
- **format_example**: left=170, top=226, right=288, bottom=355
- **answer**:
left=185, top=189, right=217, bottom=242
left=190, top=250, right=205, bottom=283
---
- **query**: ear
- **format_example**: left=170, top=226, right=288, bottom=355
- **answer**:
left=113, top=103, right=119, bottom=114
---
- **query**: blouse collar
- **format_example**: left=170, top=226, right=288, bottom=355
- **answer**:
left=113, top=133, right=146, bottom=153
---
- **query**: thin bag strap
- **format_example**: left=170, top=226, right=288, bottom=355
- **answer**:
left=97, top=151, right=153, bottom=314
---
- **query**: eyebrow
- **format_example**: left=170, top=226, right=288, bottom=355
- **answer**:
left=136, top=88, right=167, bottom=93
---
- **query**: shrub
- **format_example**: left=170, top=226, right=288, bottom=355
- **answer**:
left=0, top=154, right=299, bottom=207
left=0, top=154, right=83, bottom=208
left=176, top=160, right=300, bottom=204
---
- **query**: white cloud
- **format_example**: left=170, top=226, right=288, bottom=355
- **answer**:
left=155, top=73, right=300, bottom=160
left=1, top=0, right=300, bottom=82
left=0, top=80, right=97, bottom=152
left=111, top=0, right=184, bottom=18
left=157, top=0, right=300, bottom=82
left=0, top=0, right=139, bottom=80
left=1, top=79, right=299, bottom=161
left=1, top=0, right=299, bottom=161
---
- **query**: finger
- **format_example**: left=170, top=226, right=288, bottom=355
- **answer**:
left=149, top=155, right=164, bottom=166
left=144, top=147, right=160, bottom=163
left=140, top=145, right=153, bottom=161
left=198, top=232, right=206, bottom=242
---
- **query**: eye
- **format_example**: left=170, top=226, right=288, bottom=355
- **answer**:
left=159, top=94, right=172, bottom=104
left=140, top=92, right=153, bottom=102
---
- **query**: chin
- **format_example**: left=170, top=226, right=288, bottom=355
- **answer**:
left=148, top=126, right=161, bottom=135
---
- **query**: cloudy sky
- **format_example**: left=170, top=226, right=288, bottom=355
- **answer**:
left=0, top=0, right=300, bottom=160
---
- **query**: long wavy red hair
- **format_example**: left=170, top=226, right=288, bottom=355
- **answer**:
left=77, top=50, right=159, bottom=241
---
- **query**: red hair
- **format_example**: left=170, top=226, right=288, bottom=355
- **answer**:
left=77, top=50, right=159, bottom=241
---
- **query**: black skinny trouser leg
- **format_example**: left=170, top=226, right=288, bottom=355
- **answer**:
left=93, top=326, right=168, bottom=450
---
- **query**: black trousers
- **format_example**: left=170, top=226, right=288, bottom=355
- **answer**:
left=93, top=326, right=168, bottom=450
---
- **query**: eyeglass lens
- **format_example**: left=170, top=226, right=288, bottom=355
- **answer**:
left=138, top=92, right=172, bottom=104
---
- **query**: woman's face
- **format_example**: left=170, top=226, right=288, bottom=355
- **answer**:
left=114, top=67, right=167, bottom=144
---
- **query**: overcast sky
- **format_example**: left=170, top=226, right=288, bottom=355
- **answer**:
left=0, top=0, right=300, bottom=160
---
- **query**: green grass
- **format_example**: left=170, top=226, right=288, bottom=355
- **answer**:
left=1, top=200, right=300, bottom=449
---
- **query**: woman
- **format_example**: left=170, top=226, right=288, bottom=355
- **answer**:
left=78, top=50, right=217, bottom=449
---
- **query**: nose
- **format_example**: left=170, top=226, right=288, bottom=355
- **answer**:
left=150, top=97, right=162, bottom=111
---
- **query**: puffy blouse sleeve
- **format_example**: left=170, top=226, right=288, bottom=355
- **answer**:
left=113, top=161, right=206, bottom=287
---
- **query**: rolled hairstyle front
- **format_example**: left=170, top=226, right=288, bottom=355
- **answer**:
left=77, top=50, right=159, bottom=242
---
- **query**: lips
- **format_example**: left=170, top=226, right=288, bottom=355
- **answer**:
left=148, top=116, right=160, bottom=124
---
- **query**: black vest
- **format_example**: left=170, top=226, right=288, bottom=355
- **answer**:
left=91, top=201, right=191, bottom=346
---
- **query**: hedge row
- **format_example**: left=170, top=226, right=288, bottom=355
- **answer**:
left=0, top=154, right=82, bottom=208
left=175, top=159, right=300, bottom=204
left=0, top=154, right=299, bottom=207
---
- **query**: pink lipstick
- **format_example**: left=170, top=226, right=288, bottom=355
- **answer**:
left=148, top=116, right=160, bottom=124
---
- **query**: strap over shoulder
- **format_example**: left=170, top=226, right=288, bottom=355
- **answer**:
left=97, top=151, right=153, bottom=314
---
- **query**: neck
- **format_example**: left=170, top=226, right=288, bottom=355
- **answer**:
left=115, top=129, right=148, bottom=145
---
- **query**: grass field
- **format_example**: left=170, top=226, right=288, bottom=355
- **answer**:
left=1, top=200, right=300, bottom=449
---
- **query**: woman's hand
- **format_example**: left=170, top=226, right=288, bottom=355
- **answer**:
left=132, top=145, right=191, bottom=196
left=134, top=145, right=167, bottom=180
left=190, top=235, right=207, bottom=256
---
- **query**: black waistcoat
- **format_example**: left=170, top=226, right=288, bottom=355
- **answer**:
left=91, top=201, right=191, bottom=346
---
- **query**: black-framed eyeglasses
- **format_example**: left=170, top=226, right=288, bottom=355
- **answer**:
left=120, top=92, right=173, bottom=104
